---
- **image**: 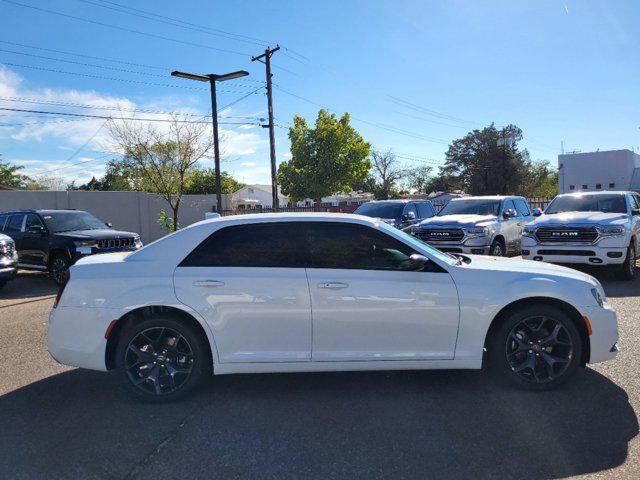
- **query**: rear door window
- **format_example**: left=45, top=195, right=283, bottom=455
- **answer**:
left=25, top=214, right=45, bottom=231
left=5, top=214, right=25, bottom=233
left=180, top=222, right=309, bottom=268
left=0, top=214, right=8, bottom=231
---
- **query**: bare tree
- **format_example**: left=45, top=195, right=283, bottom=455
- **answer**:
left=108, top=116, right=213, bottom=231
left=371, top=149, right=406, bottom=199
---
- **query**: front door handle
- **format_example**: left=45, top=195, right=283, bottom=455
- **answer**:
left=318, top=282, right=349, bottom=289
left=193, top=280, right=225, bottom=288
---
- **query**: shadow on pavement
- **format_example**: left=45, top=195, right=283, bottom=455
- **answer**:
left=0, top=367, right=636, bottom=479
left=0, top=271, right=57, bottom=302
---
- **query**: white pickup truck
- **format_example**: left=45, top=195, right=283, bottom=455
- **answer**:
left=522, top=191, right=640, bottom=280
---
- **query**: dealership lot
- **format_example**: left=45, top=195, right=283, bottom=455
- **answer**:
left=0, top=268, right=639, bottom=479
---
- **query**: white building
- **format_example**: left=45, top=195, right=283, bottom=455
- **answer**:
left=231, top=184, right=288, bottom=210
left=558, top=149, right=640, bottom=194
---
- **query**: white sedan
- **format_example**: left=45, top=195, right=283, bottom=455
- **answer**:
left=48, top=213, right=619, bottom=401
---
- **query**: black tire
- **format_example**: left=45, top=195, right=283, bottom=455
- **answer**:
left=487, top=304, right=583, bottom=390
left=115, top=316, right=210, bottom=402
left=615, top=243, right=636, bottom=281
left=489, top=238, right=505, bottom=257
left=49, top=254, right=71, bottom=285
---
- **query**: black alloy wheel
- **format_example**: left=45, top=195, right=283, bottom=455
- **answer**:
left=115, top=316, right=210, bottom=402
left=505, top=316, right=573, bottom=384
left=50, top=255, right=70, bottom=285
left=490, top=239, right=504, bottom=257
left=616, top=243, right=636, bottom=281
left=488, top=304, right=582, bottom=390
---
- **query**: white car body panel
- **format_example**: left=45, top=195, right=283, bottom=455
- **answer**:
left=47, top=213, right=619, bottom=376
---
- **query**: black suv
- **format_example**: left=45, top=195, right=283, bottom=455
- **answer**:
left=0, top=209, right=143, bottom=284
left=353, top=200, right=437, bottom=230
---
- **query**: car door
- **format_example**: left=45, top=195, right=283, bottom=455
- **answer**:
left=173, top=222, right=312, bottom=363
left=305, top=221, right=459, bottom=361
left=500, top=199, right=520, bottom=254
left=21, top=214, right=48, bottom=266
left=629, top=194, right=640, bottom=247
left=4, top=214, right=25, bottom=263
left=513, top=198, right=534, bottom=253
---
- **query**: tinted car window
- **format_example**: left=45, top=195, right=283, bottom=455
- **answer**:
left=0, top=214, right=7, bottom=231
left=514, top=198, right=531, bottom=216
left=41, top=211, right=107, bottom=232
left=354, top=202, right=404, bottom=219
left=438, top=199, right=501, bottom=216
left=5, top=214, right=24, bottom=233
left=546, top=194, right=627, bottom=214
left=630, top=195, right=640, bottom=210
left=25, top=214, right=44, bottom=230
left=502, top=199, right=516, bottom=214
left=308, top=222, right=416, bottom=271
left=404, top=203, right=418, bottom=218
left=416, top=202, right=435, bottom=219
left=181, top=222, right=309, bottom=268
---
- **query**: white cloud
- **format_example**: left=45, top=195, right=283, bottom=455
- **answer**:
left=240, top=161, right=256, bottom=167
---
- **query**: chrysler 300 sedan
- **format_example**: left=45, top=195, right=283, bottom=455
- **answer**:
left=48, top=213, right=619, bottom=401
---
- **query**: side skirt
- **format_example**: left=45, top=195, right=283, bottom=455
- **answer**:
left=213, top=358, right=482, bottom=375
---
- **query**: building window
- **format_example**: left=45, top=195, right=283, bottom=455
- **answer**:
left=609, top=183, right=615, bottom=188
left=569, top=185, right=575, bottom=190
left=596, top=183, right=602, bottom=189
left=582, top=184, right=588, bottom=190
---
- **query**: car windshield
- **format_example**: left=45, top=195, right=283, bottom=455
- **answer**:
left=545, top=194, right=627, bottom=214
left=354, top=202, right=404, bottom=219
left=377, top=221, right=458, bottom=266
left=41, top=211, right=108, bottom=232
left=438, top=199, right=501, bottom=216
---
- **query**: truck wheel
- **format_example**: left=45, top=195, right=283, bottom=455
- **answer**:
left=616, top=243, right=636, bottom=281
left=489, top=239, right=505, bottom=257
left=487, top=304, right=582, bottom=390
left=50, top=254, right=70, bottom=285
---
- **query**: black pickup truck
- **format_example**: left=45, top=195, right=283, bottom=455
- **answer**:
left=0, top=209, right=143, bottom=284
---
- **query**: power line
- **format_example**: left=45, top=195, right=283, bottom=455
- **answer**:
left=1, top=0, right=252, bottom=57
left=388, top=95, right=481, bottom=126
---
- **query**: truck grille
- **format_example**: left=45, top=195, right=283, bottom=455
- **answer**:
left=416, top=228, right=465, bottom=242
left=97, top=237, right=135, bottom=249
left=535, top=226, right=598, bottom=244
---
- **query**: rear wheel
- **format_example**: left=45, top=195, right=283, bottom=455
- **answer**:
left=489, top=238, right=505, bottom=257
left=488, top=304, right=582, bottom=390
left=115, top=316, right=210, bottom=402
left=49, top=254, right=70, bottom=285
left=615, top=243, right=636, bottom=281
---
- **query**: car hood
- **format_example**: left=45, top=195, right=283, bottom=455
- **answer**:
left=417, top=214, right=497, bottom=228
left=535, top=211, right=628, bottom=226
left=52, top=229, right=137, bottom=240
left=460, top=254, right=598, bottom=285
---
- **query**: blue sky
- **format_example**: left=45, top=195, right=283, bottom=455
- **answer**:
left=0, top=0, right=638, bottom=186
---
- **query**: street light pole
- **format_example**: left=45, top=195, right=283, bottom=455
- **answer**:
left=171, top=69, right=249, bottom=213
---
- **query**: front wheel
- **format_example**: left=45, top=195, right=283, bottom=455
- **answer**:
left=615, top=243, right=636, bottom=281
left=49, top=254, right=70, bottom=285
left=489, top=238, right=505, bottom=257
left=488, top=304, right=582, bottom=390
left=115, top=316, right=210, bottom=402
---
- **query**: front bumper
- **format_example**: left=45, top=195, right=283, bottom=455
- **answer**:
left=521, top=239, right=627, bottom=265
left=0, top=253, right=18, bottom=282
left=582, top=304, right=619, bottom=364
left=423, top=238, right=492, bottom=255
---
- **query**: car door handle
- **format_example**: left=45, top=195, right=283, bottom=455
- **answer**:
left=193, top=280, right=225, bottom=288
left=318, top=282, right=349, bottom=289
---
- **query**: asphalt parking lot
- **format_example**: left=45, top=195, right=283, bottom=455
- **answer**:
left=0, top=268, right=639, bottom=480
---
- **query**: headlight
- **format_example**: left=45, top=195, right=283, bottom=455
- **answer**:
left=133, top=234, right=143, bottom=248
left=522, top=225, right=536, bottom=237
left=591, top=287, right=604, bottom=308
left=467, top=227, right=488, bottom=237
left=73, top=240, right=97, bottom=248
left=599, top=226, right=625, bottom=236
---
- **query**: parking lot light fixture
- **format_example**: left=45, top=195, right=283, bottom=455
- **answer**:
left=170, top=69, right=250, bottom=213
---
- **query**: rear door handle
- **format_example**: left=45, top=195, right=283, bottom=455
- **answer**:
left=318, top=282, right=349, bottom=289
left=193, top=280, right=225, bottom=288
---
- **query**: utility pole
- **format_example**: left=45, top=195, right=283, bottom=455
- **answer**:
left=252, top=45, right=280, bottom=211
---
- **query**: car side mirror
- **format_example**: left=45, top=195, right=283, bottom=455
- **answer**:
left=532, top=208, right=542, bottom=217
left=106, top=222, right=113, bottom=228
left=27, top=224, right=45, bottom=234
left=632, top=209, right=640, bottom=216
left=401, top=211, right=416, bottom=222
left=408, top=253, right=429, bottom=271
left=502, top=209, right=517, bottom=219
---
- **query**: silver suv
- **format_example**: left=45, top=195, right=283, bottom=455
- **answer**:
left=412, top=196, right=534, bottom=256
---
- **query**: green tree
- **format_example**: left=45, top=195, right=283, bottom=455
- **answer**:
left=278, top=110, right=371, bottom=204
left=369, top=149, right=407, bottom=199
left=0, top=159, right=31, bottom=188
left=405, top=165, right=433, bottom=193
left=441, top=124, right=530, bottom=195
left=184, top=168, right=244, bottom=195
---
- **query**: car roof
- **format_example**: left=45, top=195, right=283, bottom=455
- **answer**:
left=449, top=195, right=520, bottom=201
left=556, top=191, right=630, bottom=197
left=193, top=212, right=382, bottom=228
left=0, top=209, right=85, bottom=215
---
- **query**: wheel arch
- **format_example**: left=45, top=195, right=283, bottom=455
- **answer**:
left=482, top=296, right=591, bottom=367
left=47, top=247, right=70, bottom=266
left=105, top=305, right=215, bottom=371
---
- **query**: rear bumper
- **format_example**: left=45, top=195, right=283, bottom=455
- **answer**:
left=47, top=306, right=118, bottom=371
left=582, top=305, right=619, bottom=364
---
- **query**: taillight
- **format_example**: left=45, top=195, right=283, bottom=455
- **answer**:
left=53, top=270, right=70, bottom=308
